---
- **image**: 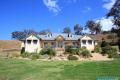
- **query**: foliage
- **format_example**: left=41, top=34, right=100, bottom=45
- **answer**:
left=30, top=53, right=40, bottom=60
left=63, top=27, right=71, bottom=33
left=107, top=0, right=120, bottom=30
left=94, top=22, right=102, bottom=34
left=39, top=29, right=51, bottom=35
left=79, top=48, right=91, bottom=58
left=11, top=29, right=38, bottom=40
left=107, top=0, right=120, bottom=51
left=67, top=54, right=78, bottom=60
left=40, top=48, right=56, bottom=59
left=81, top=50, right=91, bottom=58
left=85, top=20, right=102, bottom=34
left=74, top=24, right=83, bottom=35
left=21, top=52, right=31, bottom=58
left=101, top=46, right=119, bottom=58
left=21, top=52, right=40, bottom=59
left=94, top=45, right=102, bottom=53
left=12, top=29, right=52, bottom=40
left=101, top=38, right=109, bottom=47
left=65, top=46, right=79, bottom=55
left=21, top=47, right=25, bottom=54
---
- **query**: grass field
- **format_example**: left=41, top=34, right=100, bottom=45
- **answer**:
left=0, top=58, right=120, bottom=80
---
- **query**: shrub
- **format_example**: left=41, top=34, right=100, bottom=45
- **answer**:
left=30, top=53, right=40, bottom=60
left=39, top=48, right=47, bottom=55
left=94, top=45, right=102, bottom=53
left=101, top=46, right=118, bottom=58
left=67, top=54, right=78, bottom=60
left=21, top=52, right=30, bottom=58
left=39, top=48, right=56, bottom=59
left=79, top=48, right=91, bottom=58
left=101, top=46, right=117, bottom=55
left=101, top=40, right=109, bottom=47
left=65, top=46, right=79, bottom=55
left=21, top=47, right=25, bottom=54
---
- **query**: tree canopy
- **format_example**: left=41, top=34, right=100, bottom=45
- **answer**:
left=63, top=27, right=71, bottom=33
left=107, top=0, right=120, bottom=37
left=74, top=24, right=83, bottom=35
left=85, top=20, right=102, bottom=34
left=12, top=29, right=51, bottom=40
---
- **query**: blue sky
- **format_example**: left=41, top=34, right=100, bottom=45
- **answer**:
left=0, top=0, right=115, bottom=40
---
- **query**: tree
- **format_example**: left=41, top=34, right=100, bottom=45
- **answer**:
left=39, top=29, right=51, bottom=35
left=85, top=20, right=96, bottom=34
left=107, top=0, right=120, bottom=51
left=107, top=0, right=120, bottom=29
left=94, top=22, right=102, bottom=34
left=74, top=24, right=83, bottom=35
left=85, top=20, right=102, bottom=34
left=11, top=29, right=38, bottom=40
left=63, top=27, right=71, bottom=33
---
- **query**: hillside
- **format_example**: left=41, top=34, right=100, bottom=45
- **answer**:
left=0, top=40, right=21, bottom=50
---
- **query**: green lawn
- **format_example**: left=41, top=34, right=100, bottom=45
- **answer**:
left=0, top=58, right=120, bottom=80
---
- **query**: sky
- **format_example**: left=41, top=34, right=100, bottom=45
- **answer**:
left=0, top=0, right=116, bottom=40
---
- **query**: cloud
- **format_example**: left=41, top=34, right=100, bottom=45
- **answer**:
left=96, top=17, right=114, bottom=31
left=43, top=0, right=61, bottom=15
left=42, top=0, right=79, bottom=15
left=103, top=0, right=116, bottom=10
left=82, top=7, right=91, bottom=13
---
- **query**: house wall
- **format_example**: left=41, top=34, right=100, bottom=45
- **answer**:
left=80, top=36, right=95, bottom=51
left=22, top=35, right=97, bottom=53
left=25, top=35, right=41, bottom=53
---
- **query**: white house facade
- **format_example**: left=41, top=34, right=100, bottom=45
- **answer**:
left=21, top=33, right=97, bottom=53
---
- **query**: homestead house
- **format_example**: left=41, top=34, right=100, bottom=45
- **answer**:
left=21, top=33, right=97, bottom=53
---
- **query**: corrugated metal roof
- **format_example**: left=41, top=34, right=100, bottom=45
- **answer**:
left=38, top=33, right=81, bottom=40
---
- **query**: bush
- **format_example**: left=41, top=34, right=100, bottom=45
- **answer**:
left=101, top=40, right=109, bottom=47
left=21, top=52, right=31, bottom=58
left=67, top=54, right=78, bottom=60
left=21, top=47, right=25, bottom=54
left=65, top=46, right=79, bottom=55
left=101, top=46, right=117, bottom=55
left=79, top=48, right=91, bottom=58
left=39, top=48, right=56, bottom=59
left=30, top=53, right=40, bottom=60
left=94, top=45, right=102, bottom=53
left=101, top=46, right=118, bottom=58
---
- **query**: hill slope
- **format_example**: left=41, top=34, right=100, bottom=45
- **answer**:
left=0, top=40, right=21, bottom=50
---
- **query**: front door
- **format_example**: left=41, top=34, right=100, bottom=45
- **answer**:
left=58, top=41, right=63, bottom=48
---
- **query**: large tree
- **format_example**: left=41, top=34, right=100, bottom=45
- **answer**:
left=85, top=20, right=102, bottom=34
left=12, top=29, right=52, bottom=40
left=74, top=24, right=83, bottom=35
left=12, top=29, right=38, bottom=40
left=107, top=0, right=120, bottom=37
left=107, top=0, right=120, bottom=50
left=94, top=22, right=102, bottom=34
left=85, top=20, right=96, bottom=34
left=39, top=29, right=51, bottom=35
left=63, top=27, right=71, bottom=33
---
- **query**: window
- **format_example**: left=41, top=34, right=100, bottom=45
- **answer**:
left=51, top=42, right=56, bottom=48
left=82, top=40, right=86, bottom=45
left=27, top=40, right=31, bottom=44
left=44, top=42, right=48, bottom=48
left=58, top=41, right=63, bottom=48
left=73, top=42, right=78, bottom=48
left=88, top=40, right=92, bottom=45
left=33, top=40, right=38, bottom=44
